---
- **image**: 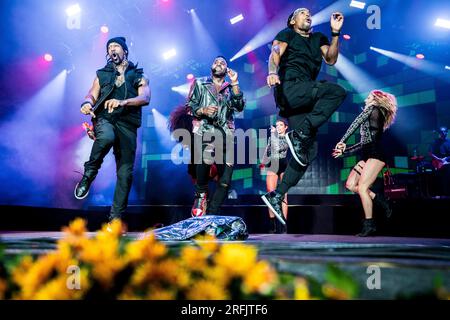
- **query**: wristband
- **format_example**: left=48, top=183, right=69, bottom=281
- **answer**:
left=81, top=101, right=93, bottom=108
left=331, top=31, right=340, bottom=37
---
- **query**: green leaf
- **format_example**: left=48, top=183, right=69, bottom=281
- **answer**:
left=324, top=264, right=359, bottom=299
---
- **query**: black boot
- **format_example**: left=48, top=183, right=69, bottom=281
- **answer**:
left=275, top=218, right=288, bottom=234
left=374, top=193, right=392, bottom=218
left=261, top=191, right=286, bottom=226
left=74, top=174, right=95, bottom=200
left=191, top=192, right=208, bottom=217
left=285, top=129, right=314, bottom=167
left=269, top=218, right=276, bottom=234
left=357, top=219, right=377, bottom=237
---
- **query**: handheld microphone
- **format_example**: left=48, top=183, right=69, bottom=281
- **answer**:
left=82, top=122, right=96, bottom=140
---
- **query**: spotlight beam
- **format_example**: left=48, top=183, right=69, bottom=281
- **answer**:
left=152, top=109, right=173, bottom=148
left=231, top=0, right=385, bottom=62
left=171, top=82, right=191, bottom=98
left=334, top=53, right=384, bottom=93
left=370, top=46, right=450, bottom=83
left=190, top=10, right=220, bottom=57
left=0, top=70, right=68, bottom=183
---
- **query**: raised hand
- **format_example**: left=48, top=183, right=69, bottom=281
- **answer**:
left=227, top=68, right=238, bottom=84
left=331, top=12, right=344, bottom=32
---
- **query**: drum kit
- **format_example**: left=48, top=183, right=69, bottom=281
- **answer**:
left=383, top=153, right=445, bottom=199
left=397, top=153, right=449, bottom=198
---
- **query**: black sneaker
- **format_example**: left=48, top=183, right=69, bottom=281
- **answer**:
left=191, top=192, right=208, bottom=217
left=74, top=175, right=94, bottom=200
left=285, top=130, right=314, bottom=167
left=357, top=219, right=377, bottom=237
left=374, top=193, right=392, bottom=218
left=261, top=191, right=286, bottom=226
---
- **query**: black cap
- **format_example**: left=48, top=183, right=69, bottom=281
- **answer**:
left=106, top=37, right=128, bottom=53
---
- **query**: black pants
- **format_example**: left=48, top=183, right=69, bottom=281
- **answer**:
left=193, top=129, right=234, bottom=214
left=196, top=163, right=233, bottom=214
left=275, top=80, right=346, bottom=195
left=275, top=80, right=347, bottom=133
left=84, top=117, right=137, bottom=220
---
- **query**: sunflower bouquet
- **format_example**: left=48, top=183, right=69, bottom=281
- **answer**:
left=0, top=218, right=286, bottom=300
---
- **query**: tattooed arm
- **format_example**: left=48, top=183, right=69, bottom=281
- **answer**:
left=267, top=40, right=288, bottom=87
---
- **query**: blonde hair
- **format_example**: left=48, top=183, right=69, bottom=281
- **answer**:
left=370, top=90, right=397, bottom=130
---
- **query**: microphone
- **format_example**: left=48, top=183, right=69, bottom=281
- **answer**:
left=82, top=122, right=96, bottom=140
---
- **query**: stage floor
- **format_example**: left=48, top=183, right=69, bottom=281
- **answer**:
left=1, top=231, right=449, bottom=299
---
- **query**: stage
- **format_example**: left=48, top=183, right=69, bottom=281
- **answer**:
left=1, top=195, right=449, bottom=299
left=0, top=195, right=450, bottom=299
left=1, top=0, right=450, bottom=302
left=2, top=195, right=450, bottom=237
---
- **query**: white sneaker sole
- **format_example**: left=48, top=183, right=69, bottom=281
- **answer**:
left=74, top=183, right=89, bottom=200
left=261, top=195, right=286, bottom=225
left=285, top=131, right=308, bottom=167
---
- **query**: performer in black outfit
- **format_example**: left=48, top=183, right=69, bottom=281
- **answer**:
left=262, top=8, right=347, bottom=226
left=332, top=90, right=398, bottom=237
left=186, top=56, right=245, bottom=217
left=168, top=105, right=220, bottom=189
left=260, top=119, right=290, bottom=233
left=75, top=37, right=151, bottom=227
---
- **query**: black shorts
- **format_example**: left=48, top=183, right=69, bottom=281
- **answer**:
left=267, top=157, right=288, bottom=175
left=361, top=142, right=385, bottom=163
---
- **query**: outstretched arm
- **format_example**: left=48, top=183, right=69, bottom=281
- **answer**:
left=104, top=75, right=151, bottom=113
left=332, top=106, right=372, bottom=158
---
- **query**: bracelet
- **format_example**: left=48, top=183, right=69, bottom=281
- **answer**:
left=268, top=72, right=278, bottom=76
left=231, top=81, right=239, bottom=86
left=331, top=31, right=340, bottom=37
left=81, top=101, right=93, bottom=108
